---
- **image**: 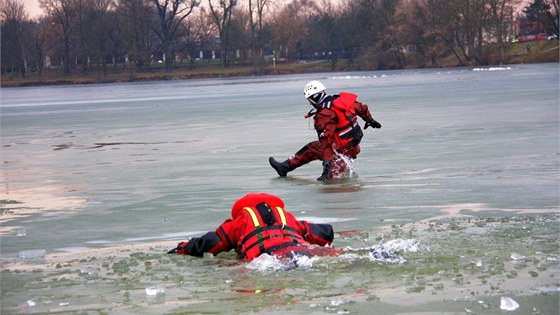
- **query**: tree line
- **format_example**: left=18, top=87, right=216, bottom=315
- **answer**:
left=1, top=0, right=558, bottom=79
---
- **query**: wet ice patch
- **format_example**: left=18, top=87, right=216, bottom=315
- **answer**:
left=297, top=216, right=356, bottom=224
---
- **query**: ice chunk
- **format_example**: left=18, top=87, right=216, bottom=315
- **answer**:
left=27, top=299, right=36, bottom=307
left=500, top=296, right=519, bottom=311
left=330, top=300, right=345, bottom=306
left=510, top=253, right=525, bottom=261
left=145, top=285, right=165, bottom=296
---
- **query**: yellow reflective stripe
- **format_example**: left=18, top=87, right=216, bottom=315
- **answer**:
left=276, top=207, right=287, bottom=226
left=244, top=207, right=260, bottom=227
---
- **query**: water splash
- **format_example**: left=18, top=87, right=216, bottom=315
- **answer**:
left=246, top=239, right=419, bottom=271
left=342, top=238, right=420, bottom=264
left=246, top=253, right=318, bottom=271
left=330, top=152, right=358, bottom=179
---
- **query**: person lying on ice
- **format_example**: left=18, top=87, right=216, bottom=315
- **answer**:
left=167, top=192, right=336, bottom=261
left=269, top=80, right=381, bottom=181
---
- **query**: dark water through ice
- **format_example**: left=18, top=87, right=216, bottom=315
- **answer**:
left=1, top=63, right=558, bottom=314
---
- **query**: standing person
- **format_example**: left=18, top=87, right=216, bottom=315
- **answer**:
left=269, top=80, right=382, bottom=180
left=167, top=192, right=336, bottom=261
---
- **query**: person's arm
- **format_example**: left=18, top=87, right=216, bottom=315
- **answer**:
left=168, top=219, right=239, bottom=257
left=296, top=220, right=334, bottom=246
left=354, top=101, right=381, bottom=129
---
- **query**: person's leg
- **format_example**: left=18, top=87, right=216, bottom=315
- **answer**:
left=269, top=141, right=322, bottom=176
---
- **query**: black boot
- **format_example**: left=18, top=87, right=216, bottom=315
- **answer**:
left=269, top=157, right=292, bottom=177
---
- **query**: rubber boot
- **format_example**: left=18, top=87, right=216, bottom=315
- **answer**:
left=269, top=157, right=292, bottom=177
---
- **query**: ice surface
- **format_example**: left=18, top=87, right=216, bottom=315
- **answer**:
left=1, top=64, right=558, bottom=315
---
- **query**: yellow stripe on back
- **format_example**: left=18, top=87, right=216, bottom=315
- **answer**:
left=244, top=207, right=260, bottom=227
left=276, top=207, right=287, bottom=225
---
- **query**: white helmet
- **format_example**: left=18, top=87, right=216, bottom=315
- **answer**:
left=304, top=80, right=326, bottom=99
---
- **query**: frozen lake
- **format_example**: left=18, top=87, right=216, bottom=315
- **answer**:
left=1, top=63, right=558, bottom=314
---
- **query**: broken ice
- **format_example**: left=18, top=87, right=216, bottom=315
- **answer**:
left=145, top=285, right=165, bottom=296
left=510, top=253, right=526, bottom=261
left=500, top=296, right=520, bottom=311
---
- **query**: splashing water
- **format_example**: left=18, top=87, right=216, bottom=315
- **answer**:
left=246, top=253, right=318, bottom=271
left=330, top=152, right=358, bottom=179
left=342, top=238, right=420, bottom=264
left=246, top=239, right=419, bottom=272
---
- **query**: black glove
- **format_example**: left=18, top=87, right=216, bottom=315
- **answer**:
left=317, top=160, right=331, bottom=181
left=167, top=241, right=189, bottom=254
left=364, top=118, right=381, bottom=129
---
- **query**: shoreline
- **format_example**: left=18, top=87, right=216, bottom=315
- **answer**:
left=2, top=42, right=558, bottom=88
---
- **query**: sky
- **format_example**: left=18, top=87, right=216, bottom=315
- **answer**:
left=23, top=0, right=42, bottom=18
left=21, top=0, right=534, bottom=20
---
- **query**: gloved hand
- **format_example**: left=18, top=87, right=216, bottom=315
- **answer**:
left=167, top=241, right=189, bottom=255
left=364, top=118, right=381, bottom=129
left=317, top=160, right=331, bottom=181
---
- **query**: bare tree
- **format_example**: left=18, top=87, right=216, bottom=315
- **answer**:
left=544, top=0, right=559, bottom=36
left=118, top=0, right=159, bottom=76
left=88, top=0, right=113, bottom=76
left=447, top=0, right=492, bottom=64
left=29, top=17, right=50, bottom=75
left=1, top=0, right=29, bottom=77
left=271, top=0, right=314, bottom=61
left=208, top=0, right=237, bottom=68
left=391, top=0, right=451, bottom=67
left=149, top=0, right=199, bottom=71
left=488, top=0, right=521, bottom=63
left=178, top=7, right=214, bottom=69
left=39, top=0, right=76, bottom=74
left=303, top=1, right=343, bottom=70
left=248, top=0, right=268, bottom=71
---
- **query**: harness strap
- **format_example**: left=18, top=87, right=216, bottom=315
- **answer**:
left=239, top=206, right=302, bottom=258
left=243, top=207, right=265, bottom=255
left=239, top=225, right=302, bottom=250
left=265, top=242, right=307, bottom=256
left=243, top=233, right=302, bottom=255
